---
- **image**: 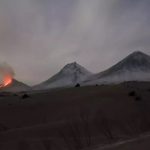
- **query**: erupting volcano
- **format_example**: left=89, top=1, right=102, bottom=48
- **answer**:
left=0, top=75, right=13, bottom=88
left=0, top=63, right=14, bottom=88
left=3, top=75, right=13, bottom=87
left=0, top=62, right=30, bottom=92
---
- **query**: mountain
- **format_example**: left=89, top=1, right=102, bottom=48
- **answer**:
left=33, top=62, right=92, bottom=90
left=0, top=79, right=31, bottom=92
left=84, top=51, right=150, bottom=84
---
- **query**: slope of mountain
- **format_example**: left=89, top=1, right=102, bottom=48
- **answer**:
left=84, top=51, right=150, bottom=84
left=0, top=79, right=31, bottom=92
left=33, top=62, right=92, bottom=90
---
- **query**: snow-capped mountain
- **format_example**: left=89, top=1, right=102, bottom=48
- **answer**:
left=33, top=62, right=92, bottom=90
left=84, top=51, right=150, bottom=84
left=1, top=79, right=31, bottom=92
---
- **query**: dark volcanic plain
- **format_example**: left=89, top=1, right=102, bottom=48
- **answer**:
left=0, top=82, right=150, bottom=150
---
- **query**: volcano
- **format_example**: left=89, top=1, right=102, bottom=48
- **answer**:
left=0, top=79, right=30, bottom=92
left=33, top=62, right=92, bottom=90
left=84, top=51, right=150, bottom=84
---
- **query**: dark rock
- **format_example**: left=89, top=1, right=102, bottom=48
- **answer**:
left=75, top=83, right=80, bottom=87
left=128, top=91, right=136, bottom=97
left=22, top=94, right=30, bottom=99
left=135, top=96, right=142, bottom=101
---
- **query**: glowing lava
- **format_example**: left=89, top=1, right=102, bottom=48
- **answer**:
left=0, top=75, right=13, bottom=88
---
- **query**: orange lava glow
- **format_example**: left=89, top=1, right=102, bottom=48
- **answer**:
left=0, top=75, right=12, bottom=88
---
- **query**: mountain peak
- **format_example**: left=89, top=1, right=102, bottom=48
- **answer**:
left=130, top=51, right=145, bottom=55
left=97, top=51, right=150, bottom=80
left=61, top=62, right=84, bottom=71
left=60, top=62, right=92, bottom=75
left=84, top=51, right=150, bottom=84
left=127, top=51, right=149, bottom=59
left=34, top=62, right=92, bottom=89
left=121, top=51, right=150, bottom=69
left=63, top=62, right=78, bottom=68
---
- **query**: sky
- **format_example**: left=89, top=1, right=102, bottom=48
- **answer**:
left=0, top=0, right=150, bottom=85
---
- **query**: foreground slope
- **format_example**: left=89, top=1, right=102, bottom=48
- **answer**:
left=33, top=62, right=92, bottom=90
left=85, top=51, right=150, bottom=85
left=0, top=82, right=150, bottom=149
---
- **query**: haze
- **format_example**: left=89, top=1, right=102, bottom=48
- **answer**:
left=0, top=0, right=150, bottom=85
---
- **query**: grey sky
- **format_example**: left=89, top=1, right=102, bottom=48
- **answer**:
left=0, top=0, right=150, bottom=85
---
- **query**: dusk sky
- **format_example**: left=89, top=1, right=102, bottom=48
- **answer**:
left=0, top=0, right=150, bottom=85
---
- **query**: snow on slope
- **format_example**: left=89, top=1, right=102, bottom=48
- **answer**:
left=84, top=51, right=150, bottom=85
left=33, top=62, right=92, bottom=90
left=0, top=79, right=31, bottom=92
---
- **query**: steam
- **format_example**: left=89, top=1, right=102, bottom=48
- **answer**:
left=0, top=62, right=15, bottom=85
